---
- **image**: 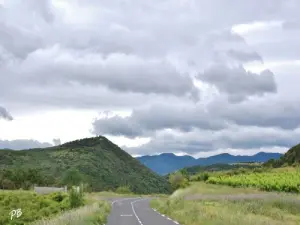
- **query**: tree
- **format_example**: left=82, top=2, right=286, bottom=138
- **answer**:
left=116, top=186, right=132, bottom=194
left=180, top=168, right=190, bottom=180
left=69, top=184, right=84, bottom=208
left=169, top=171, right=189, bottom=190
left=62, top=168, right=83, bottom=188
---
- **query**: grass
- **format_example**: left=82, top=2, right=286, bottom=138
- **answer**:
left=151, top=198, right=300, bottom=225
left=170, top=182, right=261, bottom=197
left=31, top=201, right=111, bottom=225
left=150, top=182, right=300, bottom=225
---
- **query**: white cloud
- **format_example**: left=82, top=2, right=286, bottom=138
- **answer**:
left=232, top=21, right=283, bottom=35
left=0, top=109, right=97, bottom=143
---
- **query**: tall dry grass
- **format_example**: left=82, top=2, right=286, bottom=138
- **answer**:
left=31, top=201, right=111, bottom=225
left=151, top=182, right=300, bottom=225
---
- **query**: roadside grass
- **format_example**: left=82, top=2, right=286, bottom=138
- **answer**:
left=170, top=182, right=300, bottom=200
left=31, top=201, right=111, bottom=225
left=151, top=182, right=300, bottom=225
left=151, top=197, right=300, bottom=225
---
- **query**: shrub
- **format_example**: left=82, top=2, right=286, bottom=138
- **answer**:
left=62, top=168, right=83, bottom=188
left=49, top=192, right=68, bottom=202
left=69, top=185, right=84, bottom=208
left=116, top=186, right=132, bottom=194
left=169, top=172, right=189, bottom=190
left=0, top=190, right=72, bottom=225
left=196, top=172, right=210, bottom=181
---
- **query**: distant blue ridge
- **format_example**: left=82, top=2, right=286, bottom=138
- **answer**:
left=136, top=152, right=283, bottom=175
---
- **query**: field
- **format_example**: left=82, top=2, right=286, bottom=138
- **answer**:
left=151, top=182, right=300, bottom=225
left=207, top=168, right=300, bottom=193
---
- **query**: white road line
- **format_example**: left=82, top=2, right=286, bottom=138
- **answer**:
left=152, top=207, right=181, bottom=225
left=131, top=198, right=149, bottom=225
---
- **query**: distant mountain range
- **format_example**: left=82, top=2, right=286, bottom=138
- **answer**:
left=136, top=152, right=283, bottom=175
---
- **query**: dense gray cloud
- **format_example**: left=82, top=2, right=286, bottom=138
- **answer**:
left=10, top=47, right=199, bottom=100
left=0, top=0, right=53, bottom=59
left=125, top=126, right=300, bottom=155
left=282, top=20, right=300, bottom=30
left=0, top=22, right=43, bottom=59
left=209, top=96, right=300, bottom=130
left=93, top=95, right=300, bottom=139
left=197, top=65, right=277, bottom=102
left=0, top=0, right=283, bottom=111
left=2, top=85, right=194, bottom=113
left=0, top=139, right=52, bottom=150
left=226, top=50, right=263, bottom=63
left=0, top=106, right=13, bottom=120
left=92, top=102, right=227, bottom=138
left=93, top=116, right=144, bottom=138
left=0, top=0, right=299, bottom=156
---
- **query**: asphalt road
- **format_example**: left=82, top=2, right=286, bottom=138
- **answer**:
left=107, top=197, right=180, bottom=225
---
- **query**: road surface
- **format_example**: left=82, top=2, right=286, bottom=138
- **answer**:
left=107, top=197, right=180, bottom=225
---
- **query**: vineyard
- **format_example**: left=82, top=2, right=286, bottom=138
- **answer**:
left=207, top=169, right=300, bottom=193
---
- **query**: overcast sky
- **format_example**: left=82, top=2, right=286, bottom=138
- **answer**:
left=0, top=0, right=299, bottom=157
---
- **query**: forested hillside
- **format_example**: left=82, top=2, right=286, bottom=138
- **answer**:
left=264, top=143, right=300, bottom=167
left=0, top=136, right=171, bottom=194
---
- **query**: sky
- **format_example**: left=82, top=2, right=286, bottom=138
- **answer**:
left=0, top=0, right=299, bottom=157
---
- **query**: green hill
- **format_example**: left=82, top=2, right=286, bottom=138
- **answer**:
left=0, top=136, right=171, bottom=194
left=264, top=143, right=300, bottom=167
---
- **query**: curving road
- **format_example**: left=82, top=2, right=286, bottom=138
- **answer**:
left=107, top=197, right=181, bottom=225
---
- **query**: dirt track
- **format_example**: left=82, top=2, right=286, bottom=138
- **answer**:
left=184, top=193, right=300, bottom=202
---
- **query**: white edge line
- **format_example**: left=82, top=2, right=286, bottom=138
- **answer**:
left=152, top=207, right=181, bottom=225
left=131, top=198, right=149, bottom=225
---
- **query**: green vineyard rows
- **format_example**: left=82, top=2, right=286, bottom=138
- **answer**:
left=207, top=170, right=300, bottom=193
